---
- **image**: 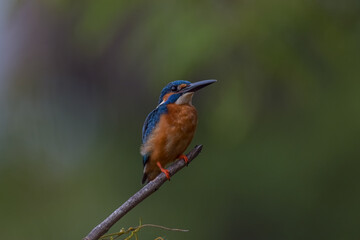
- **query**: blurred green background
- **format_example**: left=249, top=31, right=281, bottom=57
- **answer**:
left=1, top=0, right=360, bottom=239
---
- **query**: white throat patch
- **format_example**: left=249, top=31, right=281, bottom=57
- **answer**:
left=175, top=92, right=194, bottom=105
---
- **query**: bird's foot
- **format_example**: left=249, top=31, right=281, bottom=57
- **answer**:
left=179, top=154, right=189, bottom=166
left=156, top=161, right=170, bottom=181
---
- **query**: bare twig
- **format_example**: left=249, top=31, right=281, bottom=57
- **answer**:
left=100, top=222, right=189, bottom=240
left=137, top=224, right=189, bottom=232
left=83, top=145, right=203, bottom=240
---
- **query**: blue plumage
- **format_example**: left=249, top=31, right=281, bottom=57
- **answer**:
left=142, top=106, right=164, bottom=144
left=141, top=105, right=165, bottom=165
left=158, top=80, right=191, bottom=104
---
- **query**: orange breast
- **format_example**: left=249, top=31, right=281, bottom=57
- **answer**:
left=143, top=103, right=197, bottom=180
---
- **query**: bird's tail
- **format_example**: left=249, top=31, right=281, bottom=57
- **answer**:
left=141, top=173, right=148, bottom=184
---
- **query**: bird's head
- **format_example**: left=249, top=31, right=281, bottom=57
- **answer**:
left=158, top=79, right=217, bottom=106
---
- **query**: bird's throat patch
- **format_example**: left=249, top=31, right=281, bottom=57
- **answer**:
left=175, top=92, right=194, bottom=105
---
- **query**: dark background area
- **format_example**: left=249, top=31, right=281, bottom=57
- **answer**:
left=1, top=0, right=360, bottom=239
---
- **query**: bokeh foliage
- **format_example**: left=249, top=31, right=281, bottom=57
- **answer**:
left=0, top=0, right=360, bottom=239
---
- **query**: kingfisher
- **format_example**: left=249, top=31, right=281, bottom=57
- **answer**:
left=140, top=79, right=217, bottom=184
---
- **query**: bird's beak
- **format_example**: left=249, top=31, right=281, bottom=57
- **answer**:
left=179, top=79, right=217, bottom=93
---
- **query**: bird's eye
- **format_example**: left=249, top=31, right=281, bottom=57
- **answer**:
left=171, top=86, right=177, bottom=92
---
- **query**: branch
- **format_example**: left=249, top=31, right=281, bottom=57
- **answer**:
left=83, top=145, right=203, bottom=240
left=100, top=222, right=189, bottom=240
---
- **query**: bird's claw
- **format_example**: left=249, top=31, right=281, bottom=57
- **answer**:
left=179, top=154, right=189, bottom=166
left=157, top=161, right=171, bottom=181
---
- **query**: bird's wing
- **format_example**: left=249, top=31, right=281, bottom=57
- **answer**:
left=142, top=108, right=160, bottom=143
left=142, top=108, right=159, bottom=166
left=141, top=105, right=167, bottom=166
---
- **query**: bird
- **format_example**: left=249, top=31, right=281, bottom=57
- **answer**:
left=140, top=79, right=216, bottom=184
